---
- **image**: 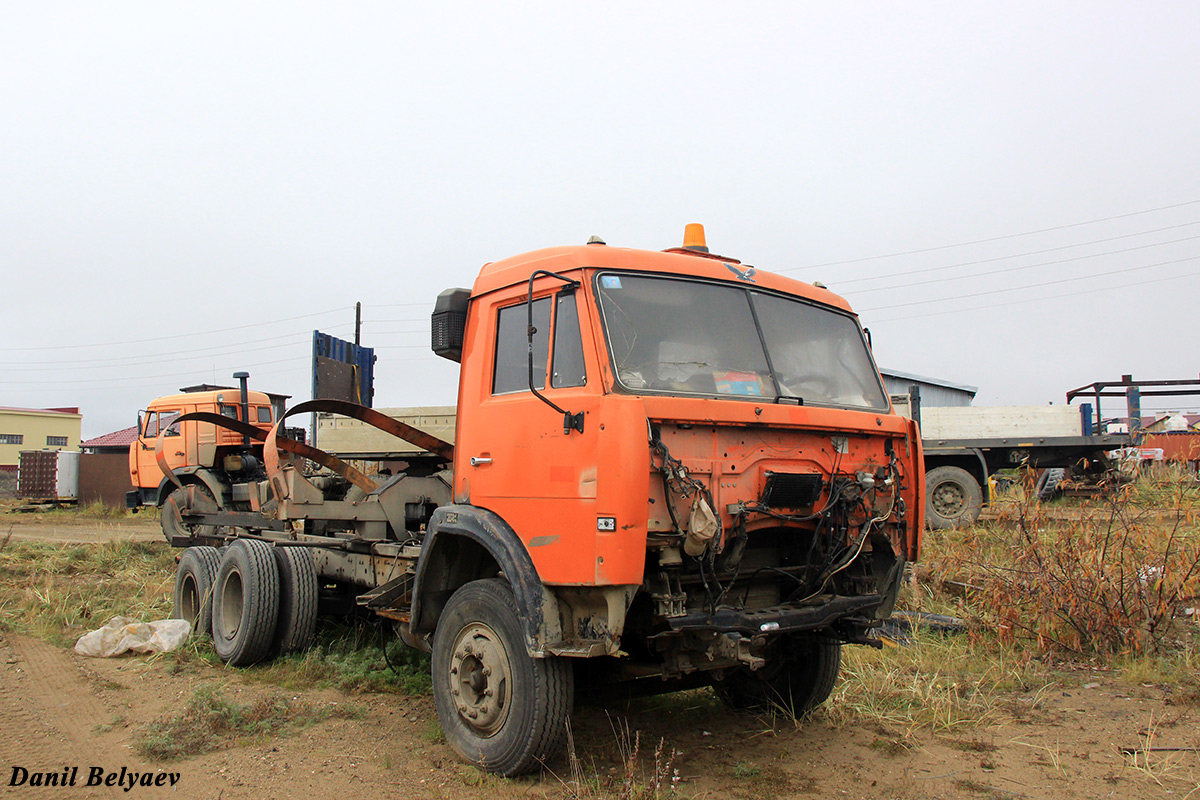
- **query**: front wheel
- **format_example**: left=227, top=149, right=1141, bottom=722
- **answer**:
left=715, top=638, right=841, bottom=716
left=161, top=485, right=219, bottom=544
left=431, top=579, right=573, bottom=776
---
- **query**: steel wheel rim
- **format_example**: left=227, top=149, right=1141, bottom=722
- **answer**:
left=448, top=622, right=512, bottom=737
left=180, top=574, right=200, bottom=622
left=217, top=571, right=243, bottom=641
left=931, top=480, right=967, bottom=517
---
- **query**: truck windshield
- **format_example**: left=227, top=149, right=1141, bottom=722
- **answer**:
left=595, top=273, right=888, bottom=410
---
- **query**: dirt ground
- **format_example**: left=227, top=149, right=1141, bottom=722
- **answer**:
left=3, top=512, right=1199, bottom=799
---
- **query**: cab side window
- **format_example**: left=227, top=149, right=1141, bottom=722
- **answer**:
left=493, top=298, right=551, bottom=394
left=493, top=293, right=588, bottom=395
left=143, top=410, right=181, bottom=437
left=551, top=291, right=586, bottom=388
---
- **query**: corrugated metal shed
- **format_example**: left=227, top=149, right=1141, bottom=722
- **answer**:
left=879, top=368, right=978, bottom=408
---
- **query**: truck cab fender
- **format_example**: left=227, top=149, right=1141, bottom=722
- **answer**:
left=155, top=467, right=227, bottom=509
left=410, top=504, right=562, bottom=658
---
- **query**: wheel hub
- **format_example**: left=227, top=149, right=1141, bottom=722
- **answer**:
left=931, top=480, right=967, bottom=517
left=448, top=622, right=511, bottom=736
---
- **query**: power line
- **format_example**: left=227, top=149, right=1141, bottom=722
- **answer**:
left=843, top=235, right=1200, bottom=295
left=797, top=198, right=1200, bottom=269
left=1, top=340, right=306, bottom=372
left=0, top=329, right=347, bottom=370
left=5, top=356, right=311, bottom=386
left=865, top=267, right=1200, bottom=323
left=818, top=223, right=1200, bottom=286
left=0, top=307, right=350, bottom=353
left=859, top=255, right=1198, bottom=312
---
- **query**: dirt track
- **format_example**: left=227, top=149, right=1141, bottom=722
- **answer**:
left=3, top=512, right=1199, bottom=798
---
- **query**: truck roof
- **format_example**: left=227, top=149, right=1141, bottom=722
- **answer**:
left=472, top=244, right=855, bottom=314
left=148, top=389, right=274, bottom=408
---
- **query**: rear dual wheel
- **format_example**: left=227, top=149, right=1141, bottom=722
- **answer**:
left=173, top=546, right=221, bottom=635
left=207, top=540, right=319, bottom=666
left=272, top=547, right=318, bottom=656
left=212, top=539, right=280, bottom=666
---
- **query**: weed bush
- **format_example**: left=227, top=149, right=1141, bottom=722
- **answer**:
left=927, top=466, right=1200, bottom=656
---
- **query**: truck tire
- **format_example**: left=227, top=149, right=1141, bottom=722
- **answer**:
left=1036, top=468, right=1066, bottom=501
left=431, top=578, right=573, bottom=776
left=271, top=547, right=318, bottom=656
left=161, top=485, right=218, bottom=544
left=211, top=539, right=280, bottom=666
left=714, top=638, right=841, bottom=715
left=925, top=466, right=983, bottom=530
left=173, top=546, right=221, bottom=636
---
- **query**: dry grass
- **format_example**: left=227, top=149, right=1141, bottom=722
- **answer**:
left=3, top=466, right=1199, bottom=773
left=821, top=464, right=1200, bottom=739
left=558, top=715, right=681, bottom=800
left=0, top=538, right=176, bottom=646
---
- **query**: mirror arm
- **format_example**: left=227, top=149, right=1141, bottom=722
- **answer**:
left=527, top=270, right=585, bottom=434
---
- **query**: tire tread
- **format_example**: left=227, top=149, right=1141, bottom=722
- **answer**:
left=212, top=539, right=280, bottom=666
left=272, top=547, right=318, bottom=655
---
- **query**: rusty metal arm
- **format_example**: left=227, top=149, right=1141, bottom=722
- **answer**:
left=285, top=399, right=455, bottom=462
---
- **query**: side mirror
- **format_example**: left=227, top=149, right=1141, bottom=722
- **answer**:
left=431, top=288, right=470, bottom=362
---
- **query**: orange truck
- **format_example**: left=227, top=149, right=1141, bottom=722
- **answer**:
left=152, top=226, right=924, bottom=776
left=126, top=375, right=281, bottom=540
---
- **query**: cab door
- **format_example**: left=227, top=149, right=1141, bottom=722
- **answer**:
left=132, top=407, right=186, bottom=489
left=454, top=280, right=603, bottom=585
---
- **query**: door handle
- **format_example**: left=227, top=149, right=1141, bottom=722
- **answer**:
left=470, top=456, right=492, bottom=467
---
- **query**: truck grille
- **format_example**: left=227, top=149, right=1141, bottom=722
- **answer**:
left=760, top=472, right=823, bottom=509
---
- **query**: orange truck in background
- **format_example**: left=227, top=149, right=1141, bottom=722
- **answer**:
left=127, top=376, right=279, bottom=541
left=150, top=226, right=924, bottom=776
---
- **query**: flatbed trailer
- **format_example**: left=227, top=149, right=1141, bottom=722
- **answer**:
left=893, top=391, right=1129, bottom=528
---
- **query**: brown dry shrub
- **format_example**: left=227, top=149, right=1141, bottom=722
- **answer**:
left=930, top=466, right=1200, bottom=656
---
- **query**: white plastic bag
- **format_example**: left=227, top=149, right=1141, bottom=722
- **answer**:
left=74, top=616, right=192, bottom=657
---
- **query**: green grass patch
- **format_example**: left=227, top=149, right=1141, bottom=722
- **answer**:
left=135, top=683, right=362, bottom=760
left=1, top=499, right=143, bottom=520
left=825, top=629, right=1044, bottom=733
left=244, top=619, right=431, bottom=695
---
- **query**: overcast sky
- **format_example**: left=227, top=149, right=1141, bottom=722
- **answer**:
left=3, top=2, right=1199, bottom=438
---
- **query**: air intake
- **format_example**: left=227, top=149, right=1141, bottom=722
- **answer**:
left=760, top=472, right=823, bottom=509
